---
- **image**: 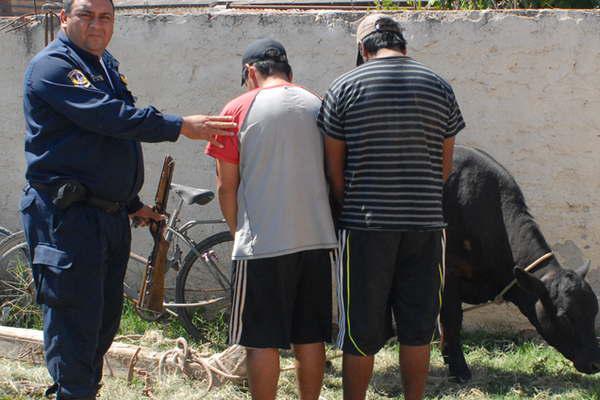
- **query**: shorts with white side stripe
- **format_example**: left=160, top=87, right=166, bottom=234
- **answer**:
left=229, top=249, right=333, bottom=349
left=336, top=229, right=445, bottom=356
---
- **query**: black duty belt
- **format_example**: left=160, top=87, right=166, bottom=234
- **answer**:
left=29, top=182, right=125, bottom=214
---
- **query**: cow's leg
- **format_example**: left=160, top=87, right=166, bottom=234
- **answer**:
left=439, top=273, right=472, bottom=383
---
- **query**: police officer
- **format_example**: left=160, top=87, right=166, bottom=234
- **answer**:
left=20, top=0, right=236, bottom=398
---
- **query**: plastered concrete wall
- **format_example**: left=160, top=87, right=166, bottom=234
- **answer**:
left=1, top=10, right=599, bottom=331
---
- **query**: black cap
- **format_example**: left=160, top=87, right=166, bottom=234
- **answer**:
left=241, top=38, right=289, bottom=86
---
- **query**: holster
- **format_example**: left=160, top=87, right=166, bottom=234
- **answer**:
left=30, top=181, right=124, bottom=214
left=52, top=181, right=88, bottom=210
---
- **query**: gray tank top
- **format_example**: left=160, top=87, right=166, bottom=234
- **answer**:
left=233, top=85, right=337, bottom=260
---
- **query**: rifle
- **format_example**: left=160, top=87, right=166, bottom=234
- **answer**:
left=137, top=155, right=175, bottom=314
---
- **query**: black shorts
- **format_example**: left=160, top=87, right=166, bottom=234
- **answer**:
left=229, top=249, right=334, bottom=349
left=336, top=229, right=445, bottom=355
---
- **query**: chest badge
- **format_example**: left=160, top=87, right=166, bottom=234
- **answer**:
left=67, top=69, right=91, bottom=88
left=119, top=73, right=128, bottom=86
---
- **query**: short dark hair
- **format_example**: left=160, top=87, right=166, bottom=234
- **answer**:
left=362, top=30, right=407, bottom=55
left=252, top=59, right=292, bottom=80
left=63, top=0, right=114, bottom=14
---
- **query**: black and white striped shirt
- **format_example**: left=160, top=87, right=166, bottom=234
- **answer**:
left=317, top=56, right=465, bottom=231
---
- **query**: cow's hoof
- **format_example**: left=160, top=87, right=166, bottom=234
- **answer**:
left=449, top=365, right=472, bottom=383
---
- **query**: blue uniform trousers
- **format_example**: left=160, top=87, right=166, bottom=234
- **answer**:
left=20, top=186, right=130, bottom=399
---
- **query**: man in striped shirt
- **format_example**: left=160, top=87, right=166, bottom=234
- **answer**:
left=317, top=14, right=465, bottom=400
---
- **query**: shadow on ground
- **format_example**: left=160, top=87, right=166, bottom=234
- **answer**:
left=370, top=362, right=600, bottom=399
left=366, top=331, right=600, bottom=399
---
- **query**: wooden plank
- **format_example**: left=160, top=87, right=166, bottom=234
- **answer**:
left=0, top=326, right=164, bottom=378
left=0, top=325, right=248, bottom=392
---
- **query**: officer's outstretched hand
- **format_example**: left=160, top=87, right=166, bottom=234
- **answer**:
left=130, top=204, right=166, bottom=228
left=180, top=115, right=236, bottom=148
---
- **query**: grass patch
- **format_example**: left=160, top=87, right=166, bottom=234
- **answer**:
left=186, top=310, right=230, bottom=350
left=1, top=329, right=600, bottom=399
left=118, top=300, right=191, bottom=340
left=2, top=301, right=599, bottom=399
left=421, top=331, right=600, bottom=400
left=0, top=258, right=42, bottom=331
left=118, top=300, right=229, bottom=349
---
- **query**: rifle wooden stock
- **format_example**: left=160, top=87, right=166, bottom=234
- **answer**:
left=138, top=155, right=174, bottom=313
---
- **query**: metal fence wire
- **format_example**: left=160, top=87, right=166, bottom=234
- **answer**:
left=0, top=0, right=38, bottom=17
left=0, top=1, right=59, bottom=44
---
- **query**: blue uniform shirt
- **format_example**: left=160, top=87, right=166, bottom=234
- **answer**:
left=23, top=31, right=182, bottom=212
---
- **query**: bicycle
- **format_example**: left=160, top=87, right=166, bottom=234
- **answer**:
left=0, top=227, right=11, bottom=239
left=0, top=226, right=38, bottom=327
left=0, top=183, right=234, bottom=341
left=126, top=182, right=233, bottom=339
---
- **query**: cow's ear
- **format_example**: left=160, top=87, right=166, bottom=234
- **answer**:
left=514, top=267, right=547, bottom=297
left=575, top=260, right=591, bottom=279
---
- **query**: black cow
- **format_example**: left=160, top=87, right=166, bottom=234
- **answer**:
left=441, top=145, right=600, bottom=382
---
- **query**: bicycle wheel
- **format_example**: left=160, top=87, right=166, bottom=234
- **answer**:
left=0, top=231, right=40, bottom=328
left=0, top=226, right=11, bottom=239
left=175, top=231, right=233, bottom=341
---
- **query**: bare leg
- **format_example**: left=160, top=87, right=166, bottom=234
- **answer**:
left=342, top=353, right=374, bottom=400
left=293, top=342, right=326, bottom=400
left=246, top=347, right=280, bottom=400
left=399, top=344, right=430, bottom=400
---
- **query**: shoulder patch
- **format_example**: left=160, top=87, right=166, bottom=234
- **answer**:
left=67, top=69, right=91, bottom=88
left=119, top=73, right=128, bottom=86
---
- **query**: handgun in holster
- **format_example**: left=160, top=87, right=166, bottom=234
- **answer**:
left=51, top=181, right=88, bottom=210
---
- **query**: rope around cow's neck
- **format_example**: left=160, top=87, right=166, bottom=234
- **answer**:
left=462, top=252, right=554, bottom=314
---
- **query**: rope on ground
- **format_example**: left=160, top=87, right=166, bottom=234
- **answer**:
left=141, top=370, right=154, bottom=398
left=126, top=334, right=343, bottom=396
left=126, top=346, right=156, bottom=398
left=127, top=347, right=142, bottom=385
left=157, top=337, right=246, bottom=397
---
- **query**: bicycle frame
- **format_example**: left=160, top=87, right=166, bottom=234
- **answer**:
left=132, top=196, right=226, bottom=261
left=167, top=224, right=231, bottom=290
left=130, top=195, right=229, bottom=294
left=166, top=196, right=227, bottom=260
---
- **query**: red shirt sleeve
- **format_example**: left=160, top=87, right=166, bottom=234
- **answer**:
left=205, top=89, right=259, bottom=164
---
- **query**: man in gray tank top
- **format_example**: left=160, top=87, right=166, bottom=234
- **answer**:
left=206, top=38, right=337, bottom=400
